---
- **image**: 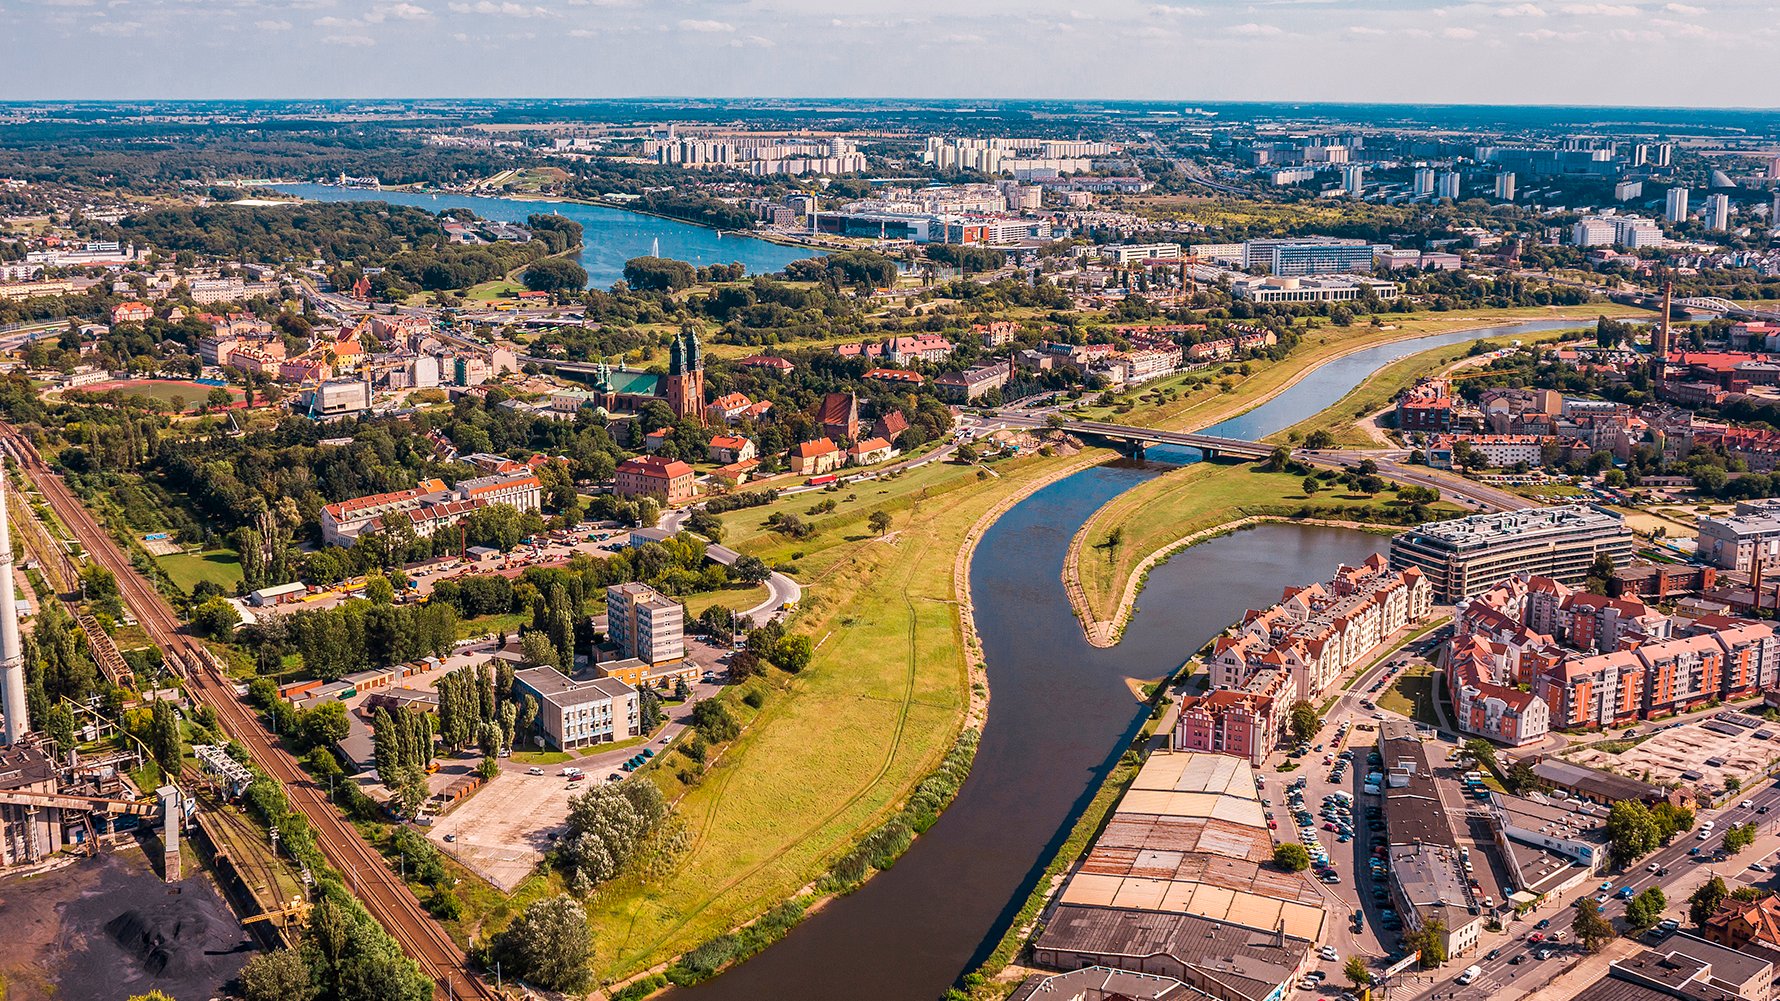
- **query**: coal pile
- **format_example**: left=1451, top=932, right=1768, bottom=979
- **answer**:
left=104, top=903, right=219, bottom=978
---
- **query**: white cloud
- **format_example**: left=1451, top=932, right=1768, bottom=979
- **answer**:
left=448, top=1, right=549, bottom=16
left=1148, top=3, right=1205, bottom=14
left=323, top=31, right=374, bottom=43
left=89, top=18, right=141, bottom=33
left=1442, top=25, right=1479, bottom=36
left=1346, top=24, right=1387, bottom=33
left=1128, top=24, right=1176, bottom=37
left=1495, top=2, right=1547, bottom=14
left=382, top=2, right=431, bottom=19
left=1225, top=21, right=1282, bottom=34
left=255, top=17, right=292, bottom=28
left=728, top=33, right=774, bottom=47
left=1663, top=0, right=1706, bottom=10
left=933, top=31, right=983, bottom=43
left=1561, top=2, right=1639, bottom=13
left=676, top=17, right=733, bottom=31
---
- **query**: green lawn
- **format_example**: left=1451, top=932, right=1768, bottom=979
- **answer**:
left=1072, top=461, right=1463, bottom=629
left=1269, top=325, right=1585, bottom=449
left=1378, top=662, right=1439, bottom=727
left=158, top=548, right=244, bottom=594
left=683, top=582, right=769, bottom=619
left=1063, top=305, right=1640, bottom=434
left=578, top=454, right=1065, bottom=981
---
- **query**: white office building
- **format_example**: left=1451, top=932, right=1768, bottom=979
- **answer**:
left=1571, top=217, right=1618, bottom=248
left=1494, top=173, right=1516, bottom=202
left=1436, top=171, right=1461, bottom=200
left=1414, top=167, right=1435, bottom=197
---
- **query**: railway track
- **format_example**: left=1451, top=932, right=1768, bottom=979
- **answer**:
left=0, top=424, right=495, bottom=1001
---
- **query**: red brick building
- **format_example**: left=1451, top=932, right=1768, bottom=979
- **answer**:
left=1171, top=690, right=1278, bottom=766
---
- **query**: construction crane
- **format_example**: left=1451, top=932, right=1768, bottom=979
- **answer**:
left=242, top=897, right=313, bottom=927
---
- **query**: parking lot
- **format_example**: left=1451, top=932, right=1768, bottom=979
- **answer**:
left=426, top=661, right=729, bottom=890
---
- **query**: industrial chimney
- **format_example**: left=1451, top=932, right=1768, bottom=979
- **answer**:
left=1651, top=279, right=1673, bottom=384
left=0, top=464, right=28, bottom=744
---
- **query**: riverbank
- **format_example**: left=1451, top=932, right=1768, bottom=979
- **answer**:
left=1065, top=304, right=1644, bottom=436
left=1059, top=310, right=1636, bottom=646
left=1268, top=323, right=1590, bottom=448
left=1063, top=462, right=1460, bottom=645
left=580, top=450, right=1085, bottom=983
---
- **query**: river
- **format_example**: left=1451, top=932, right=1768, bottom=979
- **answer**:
left=680, top=318, right=1595, bottom=1000
left=267, top=184, right=819, bottom=289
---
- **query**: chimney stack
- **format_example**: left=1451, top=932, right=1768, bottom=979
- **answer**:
left=0, top=464, right=28, bottom=745
left=1652, top=279, right=1673, bottom=384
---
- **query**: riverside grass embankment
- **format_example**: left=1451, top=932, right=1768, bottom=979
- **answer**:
left=579, top=450, right=1101, bottom=986
left=1060, top=311, right=1630, bottom=646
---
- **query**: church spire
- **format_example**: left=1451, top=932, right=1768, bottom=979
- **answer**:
left=668, top=332, right=685, bottom=376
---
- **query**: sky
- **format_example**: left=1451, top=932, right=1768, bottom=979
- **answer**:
left=3, top=0, right=1778, bottom=107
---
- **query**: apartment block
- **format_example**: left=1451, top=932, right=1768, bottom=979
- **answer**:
left=605, top=582, right=686, bottom=667
left=1389, top=505, right=1636, bottom=601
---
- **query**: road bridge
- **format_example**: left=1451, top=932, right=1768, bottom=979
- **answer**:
left=992, top=414, right=1277, bottom=461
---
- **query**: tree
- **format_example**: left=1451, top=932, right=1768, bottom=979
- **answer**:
left=1302, top=476, right=1321, bottom=496
left=148, top=698, right=182, bottom=775
left=1288, top=700, right=1320, bottom=744
left=1407, top=917, right=1448, bottom=967
left=363, top=570, right=395, bottom=606
left=1606, top=799, right=1660, bottom=865
left=622, top=256, right=696, bottom=292
left=772, top=633, right=813, bottom=673
left=1462, top=738, right=1498, bottom=770
left=1344, top=956, right=1373, bottom=990
left=1625, top=887, right=1668, bottom=930
left=522, top=258, right=588, bottom=293
left=1585, top=552, right=1617, bottom=595
left=868, top=510, right=893, bottom=536
left=1266, top=445, right=1291, bottom=472
left=1724, top=822, right=1758, bottom=855
left=1651, top=802, right=1695, bottom=844
left=301, top=699, right=351, bottom=749
left=497, top=894, right=594, bottom=990
left=1573, top=899, right=1616, bottom=954
left=238, top=949, right=314, bottom=1001
left=1690, top=876, right=1730, bottom=926
left=732, top=554, right=772, bottom=584
left=1506, top=760, right=1545, bottom=794
left=1274, top=842, right=1311, bottom=872
left=191, top=596, right=242, bottom=638
left=521, top=631, right=563, bottom=673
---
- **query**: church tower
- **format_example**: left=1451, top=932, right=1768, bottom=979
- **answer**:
left=664, top=326, right=706, bottom=424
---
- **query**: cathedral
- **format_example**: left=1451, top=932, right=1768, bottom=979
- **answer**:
left=563, top=326, right=708, bottom=425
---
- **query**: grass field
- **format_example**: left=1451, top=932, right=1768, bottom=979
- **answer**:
left=67, top=379, right=244, bottom=413
left=1377, top=662, right=1439, bottom=727
left=683, top=581, right=769, bottom=619
left=1072, top=461, right=1463, bottom=628
left=1269, top=325, right=1585, bottom=449
left=1063, top=305, right=1638, bottom=433
left=158, top=548, right=244, bottom=594
left=580, top=453, right=1064, bottom=981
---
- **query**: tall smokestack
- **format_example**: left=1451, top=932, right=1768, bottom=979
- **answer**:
left=0, top=463, right=27, bottom=745
left=1653, top=279, right=1672, bottom=383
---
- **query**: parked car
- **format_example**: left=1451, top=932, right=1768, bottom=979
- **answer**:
left=526, top=766, right=544, bottom=776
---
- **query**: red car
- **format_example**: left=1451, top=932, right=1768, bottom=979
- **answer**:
left=1527, top=932, right=1544, bottom=944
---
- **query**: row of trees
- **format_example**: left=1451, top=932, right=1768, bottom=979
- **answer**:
left=280, top=600, right=459, bottom=679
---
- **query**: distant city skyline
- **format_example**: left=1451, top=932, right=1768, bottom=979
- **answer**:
left=4, top=0, right=1778, bottom=106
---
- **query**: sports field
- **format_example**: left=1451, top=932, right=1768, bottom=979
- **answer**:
left=66, top=379, right=246, bottom=412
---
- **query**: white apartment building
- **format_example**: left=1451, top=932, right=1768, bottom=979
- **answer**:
left=1571, top=217, right=1618, bottom=247
left=513, top=668, right=639, bottom=750
left=1667, top=187, right=1690, bottom=224
left=1708, top=193, right=1731, bottom=232
left=605, top=582, right=686, bottom=666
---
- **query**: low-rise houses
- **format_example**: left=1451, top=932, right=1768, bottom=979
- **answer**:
left=614, top=456, right=698, bottom=506
left=846, top=436, right=895, bottom=466
left=1171, top=690, right=1276, bottom=766
left=706, top=435, right=756, bottom=465
left=789, top=438, right=842, bottom=477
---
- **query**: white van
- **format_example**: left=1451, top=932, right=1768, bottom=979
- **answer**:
left=1457, top=966, right=1483, bottom=986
